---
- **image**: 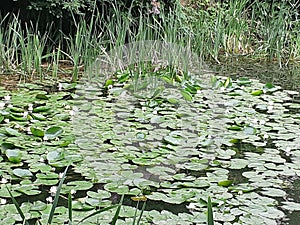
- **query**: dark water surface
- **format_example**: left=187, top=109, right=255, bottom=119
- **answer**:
left=210, top=60, right=300, bottom=93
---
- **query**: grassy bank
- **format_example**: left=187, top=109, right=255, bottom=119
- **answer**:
left=0, top=0, right=299, bottom=81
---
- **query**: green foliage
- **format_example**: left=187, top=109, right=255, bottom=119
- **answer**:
left=0, top=0, right=299, bottom=81
left=207, top=196, right=214, bottom=225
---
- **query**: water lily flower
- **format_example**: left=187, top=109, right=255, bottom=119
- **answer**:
left=71, top=189, right=76, bottom=195
left=218, top=201, right=224, bottom=207
left=50, top=186, right=57, bottom=196
left=58, top=83, right=63, bottom=91
left=252, top=118, right=258, bottom=124
left=27, top=127, right=32, bottom=134
left=46, top=196, right=53, bottom=203
left=263, top=134, right=269, bottom=139
left=186, top=203, right=197, bottom=210
left=259, top=119, right=266, bottom=125
left=58, top=173, right=64, bottom=179
left=23, top=111, right=28, bottom=118
left=286, top=147, right=291, bottom=156
left=69, top=110, right=75, bottom=116
left=0, top=199, right=6, bottom=205
left=267, top=105, right=274, bottom=111
left=28, top=104, right=33, bottom=111
left=39, top=157, right=45, bottom=162
left=43, top=136, right=49, bottom=141
left=70, top=106, right=79, bottom=116
left=4, top=95, right=10, bottom=101
left=0, top=102, right=5, bottom=109
left=1, top=178, right=8, bottom=184
left=4, top=118, right=9, bottom=123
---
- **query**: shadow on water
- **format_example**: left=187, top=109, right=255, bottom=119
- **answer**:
left=209, top=60, right=300, bottom=93
left=282, top=179, right=300, bottom=225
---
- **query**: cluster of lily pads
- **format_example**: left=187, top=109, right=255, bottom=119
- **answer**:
left=0, top=68, right=300, bottom=224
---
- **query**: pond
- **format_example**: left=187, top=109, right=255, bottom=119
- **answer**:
left=0, top=60, right=300, bottom=225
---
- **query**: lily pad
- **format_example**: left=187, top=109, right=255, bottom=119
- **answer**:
left=13, top=169, right=33, bottom=178
left=6, top=149, right=22, bottom=163
left=44, top=126, right=63, bottom=140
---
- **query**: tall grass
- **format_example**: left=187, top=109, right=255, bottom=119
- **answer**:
left=187, top=0, right=299, bottom=63
left=0, top=0, right=299, bottom=81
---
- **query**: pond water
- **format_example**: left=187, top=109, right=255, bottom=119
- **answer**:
left=0, top=61, right=300, bottom=224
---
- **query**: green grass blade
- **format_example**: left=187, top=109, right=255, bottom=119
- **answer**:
left=111, top=195, right=124, bottom=225
left=207, top=196, right=214, bottom=225
left=136, top=201, right=147, bottom=225
left=6, top=186, right=29, bottom=225
left=47, top=165, right=69, bottom=225
left=132, top=201, right=140, bottom=225
left=77, top=204, right=119, bottom=224
left=68, top=192, right=72, bottom=225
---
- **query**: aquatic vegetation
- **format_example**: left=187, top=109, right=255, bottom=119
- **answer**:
left=1, top=62, right=298, bottom=223
left=0, top=1, right=299, bottom=80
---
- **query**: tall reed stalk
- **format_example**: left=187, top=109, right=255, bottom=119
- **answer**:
left=0, top=1, right=299, bottom=80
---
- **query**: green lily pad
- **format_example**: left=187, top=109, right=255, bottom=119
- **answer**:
left=13, top=169, right=33, bottom=178
left=218, top=180, right=233, bottom=187
left=281, top=201, right=300, bottom=211
left=251, top=90, right=263, bottom=96
left=237, top=77, right=252, bottom=85
left=35, top=94, right=49, bottom=100
left=163, top=136, right=182, bottom=145
left=261, top=188, right=286, bottom=197
left=6, top=149, right=22, bottom=163
left=30, top=127, right=45, bottom=137
left=44, top=126, right=63, bottom=140
left=47, top=150, right=64, bottom=162
left=4, top=128, right=21, bottom=137
left=32, top=106, right=51, bottom=113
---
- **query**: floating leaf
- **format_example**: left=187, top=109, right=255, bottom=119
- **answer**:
left=281, top=201, right=300, bottom=211
left=36, top=94, right=49, bottom=100
left=6, top=149, right=22, bottom=163
left=243, top=126, right=256, bottom=135
left=261, top=188, right=286, bottom=197
left=45, top=126, right=63, bottom=140
left=163, top=135, right=182, bottom=145
left=10, top=107, right=24, bottom=113
left=251, top=90, right=263, bottom=96
left=4, top=127, right=21, bottom=137
left=218, top=180, right=233, bottom=187
left=104, top=79, right=114, bottom=88
left=13, top=169, right=33, bottom=178
left=31, top=113, right=47, bottom=121
left=30, top=127, right=44, bottom=137
left=180, top=90, right=192, bottom=101
left=228, top=125, right=242, bottom=131
left=47, top=150, right=63, bottom=162
left=237, top=77, right=251, bottom=85
left=32, top=106, right=51, bottom=113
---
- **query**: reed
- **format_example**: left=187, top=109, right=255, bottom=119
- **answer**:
left=0, top=0, right=299, bottom=80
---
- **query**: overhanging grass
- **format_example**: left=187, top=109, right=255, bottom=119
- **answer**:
left=0, top=0, right=299, bottom=81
